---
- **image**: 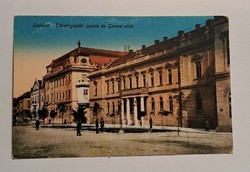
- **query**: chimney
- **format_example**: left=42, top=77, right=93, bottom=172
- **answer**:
left=178, top=30, right=184, bottom=37
left=142, top=45, right=146, bottom=49
left=163, top=37, right=168, bottom=41
left=206, top=19, right=213, bottom=26
left=195, top=24, right=200, bottom=29
left=154, top=40, right=160, bottom=44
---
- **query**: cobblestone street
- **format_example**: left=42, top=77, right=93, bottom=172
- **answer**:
left=12, top=126, right=233, bottom=159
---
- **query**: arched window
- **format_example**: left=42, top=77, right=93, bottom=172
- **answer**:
left=160, top=97, right=164, bottom=111
left=151, top=98, right=155, bottom=112
left=169, top=96, right=173, bottom=112
left=196, top=92, right=203, bottom=110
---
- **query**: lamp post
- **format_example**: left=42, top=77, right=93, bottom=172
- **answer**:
left=118, top=73, right=124, bottom=133
left=33, top=101, right=37, bottom=120
left=177, top=63, right=182, bottom=136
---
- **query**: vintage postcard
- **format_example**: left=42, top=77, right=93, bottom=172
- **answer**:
left=12, top=16, right=233, bottom=159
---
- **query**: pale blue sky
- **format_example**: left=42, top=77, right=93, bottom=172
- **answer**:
left=14, top=16, right=213, bottom=97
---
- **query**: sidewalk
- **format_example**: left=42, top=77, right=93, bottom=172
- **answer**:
left=41, top=123, right=231, bottom=134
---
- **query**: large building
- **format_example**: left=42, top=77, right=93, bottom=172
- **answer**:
left=88, top=16, right=232, bottom=132
left=43, top=43, right=128, bottom=123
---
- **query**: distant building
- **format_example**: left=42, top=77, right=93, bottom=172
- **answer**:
left=43, top=43, right=128, bottom=123
left=30, top=79, right=44, bottom=119
left=88, top=16, right=232, bottom=132
left=15, top=91, right=31, bottom=122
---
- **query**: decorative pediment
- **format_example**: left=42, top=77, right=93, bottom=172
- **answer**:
left=147, top=67, right=154, bottom=72
left=156, top=66, right=163, bottom=71
left=165, top=63, right=173, bottom=69
left=133, top=71, right=139, bottom=75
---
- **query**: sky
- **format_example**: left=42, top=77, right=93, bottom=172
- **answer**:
left=13, top=16, right=213, bottom=97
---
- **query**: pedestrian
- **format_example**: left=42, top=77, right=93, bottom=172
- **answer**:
left=95, top=118, right=99, bottom=134
left=76, top=121, right=81, bottom=136
left=149, top=117, right=153, bottom=129
left=35, top=119, right=40, bottom=130
left=205, top=120, right=209, bottom=131
left=100, top=118, right=104, bottom=133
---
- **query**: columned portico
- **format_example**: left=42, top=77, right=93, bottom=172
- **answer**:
left=134, top=97, right=139, bottom=126
left=126, top=98, right=131, bottom=125
left=121, top=99, right=125, bottom=125
left=140, top=96, right=145, bottom=126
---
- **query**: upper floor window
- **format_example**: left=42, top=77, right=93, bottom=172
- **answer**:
left=135, top=75, right=139, bottom=88
left=94, top=82, right=97, bottom=96
left=195, top=61, right=202, bottom=79
left=169, top=96, right=173, bottom=112
left=151, top=98, right=155, bottom=112
left=123, top=78, right=126, bottom=90
left=129, top=77, right=132, bottom=89
left=158, top=71, right=163, bottom=85
left=112, top=81, right=115, bottom=93
left=168, top=69, right=172, bottom=84
left=107, top=82, right=110, bottom=93
left=143, top=74, right=146, bottom=87
left=107, top=102, right=110, bottom=114
left=150, top=73, right=154, bottom=87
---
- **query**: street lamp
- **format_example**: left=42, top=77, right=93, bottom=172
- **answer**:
left=33, top=101, right=37, bottom=120
left=177, top=63, right=182, bottom=136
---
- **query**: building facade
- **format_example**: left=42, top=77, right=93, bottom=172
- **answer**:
left=89, top=17, right=232, bottom=131
left=30, top=79, right=44, bottom=119
left=43, top=43, right=128, bottom=123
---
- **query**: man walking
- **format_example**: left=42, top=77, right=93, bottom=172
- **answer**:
left=100, top=118, right=104, bottom=133
left=95, top=118, right=99, bottom=134
left=76, top=121, right=81, bottom=136
left=35, top=119, right=40, bottom=130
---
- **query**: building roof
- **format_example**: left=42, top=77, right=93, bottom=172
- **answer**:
left=109, top=17, right=227, bottom=68
left=47, top=47, right=128, bottom=68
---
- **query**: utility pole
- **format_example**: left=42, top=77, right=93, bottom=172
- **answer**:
left=118, top=73, right=124, bottom=133
left=177, top=63, right=182, bottom=136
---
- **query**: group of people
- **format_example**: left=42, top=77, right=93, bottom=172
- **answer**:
left=76, top=117, right=105, bottom=136
left=35, top=116, right=210, bottom=134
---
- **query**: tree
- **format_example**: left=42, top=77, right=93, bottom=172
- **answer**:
left=57, top=102, right=66, bottom=124
left=38, top=107, right=48, bottom=123
left=72, top=107, right=86, bottom=123
left=50, top=110, right=57, bottom=124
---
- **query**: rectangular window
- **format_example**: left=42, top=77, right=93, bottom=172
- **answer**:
left=95, top=84, right=97, bottom=96
left=123, top=78, right=126, bottom=90
left=158, top=71, right=163, bottom=85
left=112, top=81, right=115, bottom=93
left=118, top=81, right=120, bottom=91
left=195, top=61, right=202, bottom=79
left=129, top=77, right=132, bottom=89
left=68, top=90, right=71, bottom=99
left=62, top=92, right=64, bottom=100
left=135, top=75, right=139, bottom=88
left=168, top=69, right=172, bottom=84
left=150, top=73, right=154, bottom=86
left=83, top=89, right=88, bottom=95
left=107, top=82, right=110, bottom=93
left=143, top=74, right=146, bottom=87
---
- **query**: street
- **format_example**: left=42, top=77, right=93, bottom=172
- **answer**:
left=12, top=126, right=233, bottom=159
